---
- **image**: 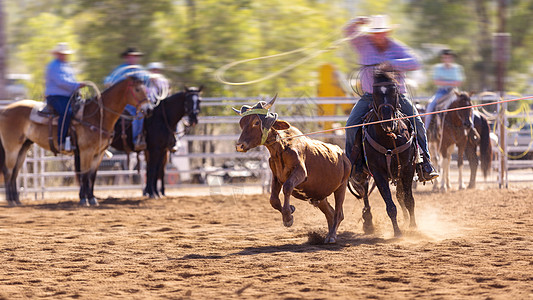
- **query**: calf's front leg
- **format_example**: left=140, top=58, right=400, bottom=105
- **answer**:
left=281, top=164, right=307, bottom=227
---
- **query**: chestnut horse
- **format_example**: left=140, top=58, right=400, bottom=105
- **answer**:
left=428, top=91, right=492, bottom=191
left=0, top=77, right=152, bottom=206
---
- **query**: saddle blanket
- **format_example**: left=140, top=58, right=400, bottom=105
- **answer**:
left=29, top=102, right=83, bottom=125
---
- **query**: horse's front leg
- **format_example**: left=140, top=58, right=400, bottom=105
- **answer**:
left=87, top=168, right=99, bottom=206
left=465, top=142, right=478, bottom=189
left=281, top=163, right=307, bottom=227
left=145, top=150, right=163, bottom=198
left=373, top=173, right=401, bottom=237
left=78, top=171, right=89, bottom=206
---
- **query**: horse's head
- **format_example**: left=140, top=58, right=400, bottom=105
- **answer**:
left=233, top=94, right=282, bottom=152
left=124, top=76, right=154, bottom=117
left=372, top=70, right=400, bottom=133
left=183, top=85, right=203, bottom=126
left=451, top=90, right=474, bottom=129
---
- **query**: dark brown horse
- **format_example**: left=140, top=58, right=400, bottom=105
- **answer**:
left=111, top=86, right=202, bottom=198
left=350, top=70, right=417, bottom=237
left=427, top=91, right=492, bottom=191
left=0, top=77, right=152, bottom=206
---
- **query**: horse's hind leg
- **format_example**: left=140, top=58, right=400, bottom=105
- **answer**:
left=395, top=181, right=409, bottom=226
left=4, top=140, right=34, bottom=205
left=399, top=174, right=416, bottom=229
left=374, top=174, right=401, bottom=237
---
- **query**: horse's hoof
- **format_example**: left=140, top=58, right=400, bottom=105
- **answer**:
left=324, top=235, right=337, bottom=244
left=89, top=197, right=99, bottom=207
left=283, top=215, right=294, bottom=227
left=394, top=230, right=403, bottom=238
left=363, top=222, right=374, bottom=235
left=290, top=205, right=296, bottom=214
left=79, top=198, right=90, bottom=207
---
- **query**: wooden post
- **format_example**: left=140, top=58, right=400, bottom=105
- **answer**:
left=494, top=0, right=510, bottom=188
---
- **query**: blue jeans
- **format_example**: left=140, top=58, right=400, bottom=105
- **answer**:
left=425, top=87, right=453, bottom=128
left=124, top=104, right=144, bottom=141
left=46, top=95, right=73, bottom=144
left=345, top=92, right=430, bottom=164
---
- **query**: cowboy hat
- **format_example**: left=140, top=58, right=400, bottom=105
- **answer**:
left=120, top=47, right=144, bottom=57
left=364, top=15, right=397, bottom=33
left=51, top=42, right=75, bottom=55
left=147, top=62, right=164, bottom=70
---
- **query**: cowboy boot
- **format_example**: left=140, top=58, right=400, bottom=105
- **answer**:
left=417, top=153, right=439, bottom=182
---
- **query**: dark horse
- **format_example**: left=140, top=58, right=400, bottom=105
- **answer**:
left=427, top=91, right=492, bottom=191
left=350, top=70, right=417, bottom=237
left=0, top=77, right=152, bottom=206
left=111, top=86, right=202, bottom=198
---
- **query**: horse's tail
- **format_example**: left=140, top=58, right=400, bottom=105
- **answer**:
left=478, top=115, right=492, bottom=178
left=0, top=136, right=5, bottom=182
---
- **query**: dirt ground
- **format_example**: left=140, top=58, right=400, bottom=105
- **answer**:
left=0, top=186, right=532, bottom=299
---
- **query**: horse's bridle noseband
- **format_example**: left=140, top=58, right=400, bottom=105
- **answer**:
left=372, top=81, right=400, bottom=132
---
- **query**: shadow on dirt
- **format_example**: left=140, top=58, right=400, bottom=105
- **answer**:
left=8, top=197, right=148, bottom=211
left=173, top=232, right=397, bottom=260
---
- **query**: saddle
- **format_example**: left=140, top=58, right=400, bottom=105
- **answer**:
left=29, top=102, right=84, bottom=126
left=434, top=90, right=456, bottom=112
left=29, top=99, right=85, bottom=154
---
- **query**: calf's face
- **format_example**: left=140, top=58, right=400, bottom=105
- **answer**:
left=236, top=115, right=263, bottom=152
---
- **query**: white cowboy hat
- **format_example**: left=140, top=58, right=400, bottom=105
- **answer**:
left=51, top=42, right=75, bottom=54
left=364, top=15, right=397, bottom=33
left=147, top=62, right=164, bottom=70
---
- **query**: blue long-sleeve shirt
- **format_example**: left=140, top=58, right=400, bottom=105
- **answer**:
left=45, top=58, right=81, bottom=97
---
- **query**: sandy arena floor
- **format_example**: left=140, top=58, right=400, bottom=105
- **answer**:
left=0, top=186, right=532, bottom=299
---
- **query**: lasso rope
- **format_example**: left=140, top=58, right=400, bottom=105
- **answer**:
left=214, top=27, right=363, bottom=86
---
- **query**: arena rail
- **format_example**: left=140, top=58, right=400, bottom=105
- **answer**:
left=0, top=95, right=531, bottom=200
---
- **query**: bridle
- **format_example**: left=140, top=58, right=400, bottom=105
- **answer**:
left=450, top=97, right=473, bottom=129
left=372, top=81, right=400, bottom=134
left=102, top=80, right=150, bottom=120
left=183, top=90, right=201, bottom=125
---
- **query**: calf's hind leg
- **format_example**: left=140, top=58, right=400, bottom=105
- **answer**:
left=322, top=183, right=346, bottom=244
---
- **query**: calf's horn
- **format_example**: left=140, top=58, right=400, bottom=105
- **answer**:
left=232, top=107, right=242, bottom=115
left=263, top=93, right=278, bottom=109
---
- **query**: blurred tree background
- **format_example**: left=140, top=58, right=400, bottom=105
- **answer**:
left=2, top=0, right=533, bottom=101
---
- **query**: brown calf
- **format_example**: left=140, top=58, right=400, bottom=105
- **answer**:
left=234, top=96, right=351, bottom=243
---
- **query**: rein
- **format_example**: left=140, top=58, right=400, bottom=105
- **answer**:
left=364, top=79, right=413, bottom=183
left=364, top=126, right=414, bottom=182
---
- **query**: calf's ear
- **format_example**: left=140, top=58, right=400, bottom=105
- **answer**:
left=272, top=120, right=290, bottom=130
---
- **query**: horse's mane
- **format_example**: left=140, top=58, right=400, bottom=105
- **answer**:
left=373, top=69, right=398, bottom=85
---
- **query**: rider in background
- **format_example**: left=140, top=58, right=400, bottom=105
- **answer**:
left=146, top=62, right=170, bottom=104
left=104, top=47, right=146, bottom=151
left=344, top=15, right=439, bottom=182
left=146, top=62, right=180, bottom=152
left=45, top=42, right=86, bottom=151
left=424, top=49, right=465, bottom=129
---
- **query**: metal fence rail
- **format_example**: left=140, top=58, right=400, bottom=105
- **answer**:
left=0, top=95, right=531, bottom=200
